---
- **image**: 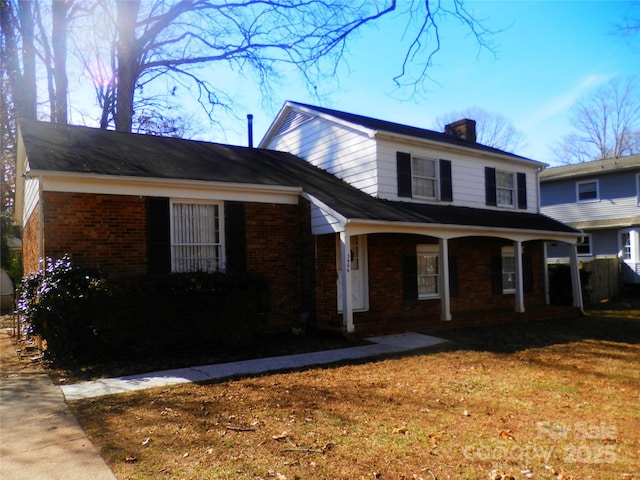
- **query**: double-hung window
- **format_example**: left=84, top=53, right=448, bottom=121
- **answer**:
left=577, top=235, right=592, bottom=256
left=485, top=167, right=527, bottom=209
left=577, top=180, right=598, bottom=202
left=501, top=246, right=516, bottom=293
left=397, top=152, right=453, bottom=201
left=171, top=201, right=222, bottom=273
left=496, top=170, right=515, bottom=207
left=412, top=157, right=438, bottom=199
left=417, top=244, right=439, bottom=298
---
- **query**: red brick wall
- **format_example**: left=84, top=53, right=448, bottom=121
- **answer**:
left=42, top=192, right=147, bottom=278
left=314, top=233, right=554, bottom=335
left=34, top=192, right=313, bottom=333
left=244, top=201, right=311, bottom=331
left=22, top=208, right=41, bottom=276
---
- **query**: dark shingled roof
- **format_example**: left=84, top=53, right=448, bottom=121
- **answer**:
left=19, top=120, right=576, bottom=235
left=287, top=101, right=534, bottom=161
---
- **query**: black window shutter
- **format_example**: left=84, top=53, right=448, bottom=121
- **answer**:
left=397, top=152, right=412, bottom=198
left=448, top=255, right=458, bottom=297
left=522, top=254, right=533, bottom=292
left=485, top=167, right=497, bottom=206
left=224, top=201, right=247, bottom=274
left=147, top=197, right=171, bottom=274
left=490, top=255, right=503, bottom=294
left=517, top=172, right=527, bottom=209
left=402, top=254, right=418, bottom=300
left=440, top=159, right=453, bottom=202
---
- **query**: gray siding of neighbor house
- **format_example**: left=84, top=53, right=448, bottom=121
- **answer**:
left=547, top=229, right=619, bottom=259
left=541, top=171, right=638, bottom=226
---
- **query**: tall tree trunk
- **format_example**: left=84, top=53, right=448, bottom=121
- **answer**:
left=1, top=1, right=37, bottom=120
left=52, top=0, right=69, bottom=124
left=114, top=0, right=140, bottom=132
left=18, top=0, right=37, bottom=119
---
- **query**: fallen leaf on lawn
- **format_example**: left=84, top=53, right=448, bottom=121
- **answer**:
left=123, top=456, right=137, bottom=463
left=141, top=437, right=151, bottom=446
left=182, top=451, right=189, bottom=458
left=393, top=425, right=409, bottom=434
left=463, top=409, right=470, bottom=417
left=500, top=430, right=514, bottom=440
left=273, top=431, right=290, bottom=441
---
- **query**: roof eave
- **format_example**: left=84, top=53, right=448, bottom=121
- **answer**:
left=343, top=217, right=580, bottom=243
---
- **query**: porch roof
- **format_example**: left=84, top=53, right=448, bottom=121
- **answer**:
left=18, top=120, right=577, bottom=236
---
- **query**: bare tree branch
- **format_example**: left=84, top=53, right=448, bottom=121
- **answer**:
left=554, top=77, right=640, bottom=163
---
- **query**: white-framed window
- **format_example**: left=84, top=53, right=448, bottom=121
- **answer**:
left=577, top=234, right=592, bottom=256
left=417, top=244, right=439, bottom=298
left=501, top=246, right=515, bottom=293
left=619, top=229, right=640, bottom=263
left=496, top=170, right=515, bottom=207
left=171, top=201, right=223, bottom=273
left=577, top=180, right=599, bottom=202
left=412, top=157, right=438, bottom=199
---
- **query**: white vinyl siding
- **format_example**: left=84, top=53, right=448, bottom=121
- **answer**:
left=171, top=202, right=222, bottom=273
left=266, top=107, right=542, bottom=210
left=266, top=114, right=379, bottom=196
left=22, top=177, right=41, bottom=226
left=376, top=139, right=539, bottom=209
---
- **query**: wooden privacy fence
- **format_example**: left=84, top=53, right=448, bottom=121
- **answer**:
left=581, top=257, right=620, bottom=305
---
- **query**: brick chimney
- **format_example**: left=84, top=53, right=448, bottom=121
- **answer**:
left=444, top=119, right=477, bottom=143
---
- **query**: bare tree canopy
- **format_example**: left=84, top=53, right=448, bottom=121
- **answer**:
left=435, top=107, right=525, bottom=152
left=554, top=77, right=640, bottom=163
left=2, top=0, right=494, bottom=134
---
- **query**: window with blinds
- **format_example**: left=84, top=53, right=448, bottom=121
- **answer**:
left=171, top=202, right=221, bottom=273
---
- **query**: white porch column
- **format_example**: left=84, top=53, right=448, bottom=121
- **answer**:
left=439, top=238, right=451, bottom=321
left=543, top=242, right=550, bottom=305
left=339, top=231, right=354, bottom=334
left=568, top=244, right=584, bottom=310
left=514, top=240, right=525, bottom=313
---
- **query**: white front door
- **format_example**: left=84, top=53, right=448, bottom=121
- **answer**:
left=337, top=235, right=368, bottom=311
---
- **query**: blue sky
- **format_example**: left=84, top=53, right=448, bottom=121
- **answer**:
left=203, top=1, right=638, bottom=166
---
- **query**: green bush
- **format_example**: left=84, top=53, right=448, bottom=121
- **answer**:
left=18, top=256, right=271, bottom=364
left=17, top=255, right=112, bottom=360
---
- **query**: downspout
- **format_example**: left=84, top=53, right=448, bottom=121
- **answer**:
left=37, top=178, right=45, bottom=270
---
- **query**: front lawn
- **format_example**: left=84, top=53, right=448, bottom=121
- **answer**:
left=69, top=311, right=639, bottom=479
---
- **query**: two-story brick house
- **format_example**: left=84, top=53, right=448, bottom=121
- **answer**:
left=541, top=155, right=640, bottom=288
left=14, top=103, right=582, bottom=338
left=259, top=102, right=582, bottom=333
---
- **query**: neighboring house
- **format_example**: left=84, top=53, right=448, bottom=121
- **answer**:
left=540, top=155, right=640, bottom=291
left=14, top=104, right=581, bottom=338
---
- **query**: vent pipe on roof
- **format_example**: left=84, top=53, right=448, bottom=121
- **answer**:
left=247, top=114, right=254, bottom=148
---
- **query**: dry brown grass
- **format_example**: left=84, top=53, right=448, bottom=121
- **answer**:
left=69, top=312, right=639, bottom=480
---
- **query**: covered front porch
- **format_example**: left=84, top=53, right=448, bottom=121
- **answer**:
left=315, top=221, right=583, bottom=336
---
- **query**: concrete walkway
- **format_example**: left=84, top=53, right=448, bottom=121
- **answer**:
left=62, top=332, right=447, bottom=401
left=1, top=330, right=445, bottom=480
left=0, top=332, right=117, bottom=480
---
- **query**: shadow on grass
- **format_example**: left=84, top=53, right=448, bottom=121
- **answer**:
left=437, top=309, right=640, bottom=354
left=45, top=299, right=640, bottom=383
